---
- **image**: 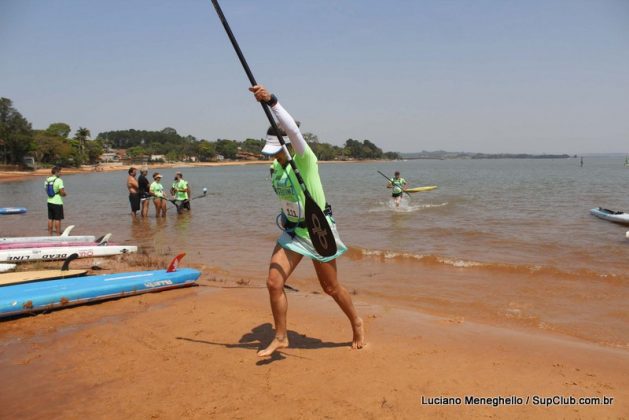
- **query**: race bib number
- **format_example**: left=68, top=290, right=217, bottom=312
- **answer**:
left=282, top=201, right=303, bottom=219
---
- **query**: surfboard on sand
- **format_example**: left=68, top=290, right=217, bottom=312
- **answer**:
left=0, top=269, right=88, bottom=286
left=0, top=254, right=86, bottom=286
left=0, top=264, right=16, bottom=273
left=0, top=253, right=200, bottom=318
left=0, top=244, right=136, bottom=263
left=0, top=234, right=112, bottom=250
left=1, top=225, right=97, bottom=244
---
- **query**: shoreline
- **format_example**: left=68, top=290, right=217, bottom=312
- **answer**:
left=0, top=256, right=626, bottom=418
left=0, top=158, right=376, bottom=183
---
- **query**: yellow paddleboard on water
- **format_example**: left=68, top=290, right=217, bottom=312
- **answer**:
left=0, top=269, right=88, bottom=286
left=405, top=186, right=438, bottom=193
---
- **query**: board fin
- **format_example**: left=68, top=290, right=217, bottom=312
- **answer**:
left=96, top=233, right=112, bottom=246
left=166, top=253, right=186, bottom=273
left=61, top=253, right=79, bottom=271
left=61, top=225, right=75, bottom=237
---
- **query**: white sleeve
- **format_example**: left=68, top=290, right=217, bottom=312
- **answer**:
left=270, top=101, right=308, bottom=155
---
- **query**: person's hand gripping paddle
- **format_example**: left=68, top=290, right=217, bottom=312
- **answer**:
left=210, top=0, right=337, bottom=257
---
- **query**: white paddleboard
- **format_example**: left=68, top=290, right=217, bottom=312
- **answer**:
left=0, top=263, right=16, bottom=273
left=0, top=245, right=137, bottom=263
left=0, top=226, right=97, bottom=244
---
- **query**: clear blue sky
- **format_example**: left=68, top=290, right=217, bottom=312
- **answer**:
left=1, top=0, right=628, bottom=153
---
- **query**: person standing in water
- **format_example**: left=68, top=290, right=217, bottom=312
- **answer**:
left=127, top=167, right=140, bottom=216
left=138, top=168, right=151, bottom=217
left=171, top=171, right=191, bottom=214
left=249, top=84, right=364, bottom=357
left=149, top=173, right=167, bottom=218
left=387, top=171, right=407, bottom=207
left=45, top=166, right=66, bottom=235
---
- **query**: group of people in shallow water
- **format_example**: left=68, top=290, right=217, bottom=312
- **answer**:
left=127, top=168, right=191, bottom=217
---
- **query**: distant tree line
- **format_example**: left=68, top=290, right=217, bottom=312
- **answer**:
left=0, top=97, right=400, bottom=167
left=401, top=150, right=571, bottom=160
left=1, top=98, right=102, bottom=166
left=97, top=129, right=400, bottom=162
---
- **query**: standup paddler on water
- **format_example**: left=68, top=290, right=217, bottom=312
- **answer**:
left=387, top=171, right=407, bottom=207
left=250, top=85, right=365, bottom=356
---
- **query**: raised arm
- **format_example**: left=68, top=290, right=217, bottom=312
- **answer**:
left=249, top=85, right=308, bottom=155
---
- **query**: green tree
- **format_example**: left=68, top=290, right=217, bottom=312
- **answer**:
left=46, top=122, right=71, bottom=138
left=241, top=138, right=264, bottom=154
left=74, top=127, right=91, bottom=161
left=215, top=139, right=238, bottom=159
left=32, top=130, right=73, bottom=165
left=344, top=138, right=363, bottom=159
left=85, top=139, right=104, bottom=164
left=196, top=140, right=216, bottom=161
left=161, top=127, right=178, bottom=136
left=0, top=97, right=33, bottom=164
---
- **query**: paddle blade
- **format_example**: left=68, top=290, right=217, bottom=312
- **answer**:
left=304, top=196, right=337, bottom=258
left=167, top=253, right=186, bottom=273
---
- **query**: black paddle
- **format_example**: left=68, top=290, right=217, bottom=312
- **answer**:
left=169, top=188, right=208, bottom=212
left=210, top=0, right=337, bottom=257
left=377, top=170, right=411, bottom=197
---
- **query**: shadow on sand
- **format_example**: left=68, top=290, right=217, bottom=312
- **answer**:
left=176, top=322, right=350, bottom=365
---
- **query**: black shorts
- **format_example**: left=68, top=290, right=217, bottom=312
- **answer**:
left=392, top=192, right=403, bottom=198
left=175, top=199, right=191, bottom=212
left=129, top=193, right=140, bottom=212
left=47, top=203, right=64, bottom=220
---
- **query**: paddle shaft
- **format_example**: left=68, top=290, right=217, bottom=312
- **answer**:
left=377, top=170, right=411, bottom=197
left=210, top=0, right=337, bottom=257
left=210, top=0, right=311, bottom=200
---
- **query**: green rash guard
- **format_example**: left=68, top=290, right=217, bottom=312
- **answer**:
left=391, top=177, right=406, bottom=194
left=271, top=143, right=326, bottom=240
left=45, top=176, right=64, bottom=205
left=172, top=179, right=189, bottom=200
left=150, top=181, right=165, bottom=199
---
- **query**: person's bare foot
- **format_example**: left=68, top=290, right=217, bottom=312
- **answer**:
left=352, top=318, right=365, bottom=349
left=257, top=335, right=289, bottom=357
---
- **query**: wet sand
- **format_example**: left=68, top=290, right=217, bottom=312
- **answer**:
left=0, top=257, right=627, bottom=419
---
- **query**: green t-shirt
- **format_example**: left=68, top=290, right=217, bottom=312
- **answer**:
left=271, top=145, right=326, bottom=239
left=150, top=181, right=164, bottom=198
left=45, top=176, right=64, bottom=205
left=391, top=177, right=406, bottom=194
left=172, top=179, right=189, bottom=201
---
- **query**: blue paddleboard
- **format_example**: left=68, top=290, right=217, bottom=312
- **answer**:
left=0, top=267, right=200, bottom=318
left=0, top=207, right=27, bottom=215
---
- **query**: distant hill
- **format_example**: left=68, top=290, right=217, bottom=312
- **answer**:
left=399, top=151, right=571, bottom=160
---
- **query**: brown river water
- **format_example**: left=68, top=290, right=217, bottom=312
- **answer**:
left=1, top=157, right=627, bottom=348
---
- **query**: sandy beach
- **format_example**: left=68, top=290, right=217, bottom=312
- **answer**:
left=0, top=255, right=627, bottom=419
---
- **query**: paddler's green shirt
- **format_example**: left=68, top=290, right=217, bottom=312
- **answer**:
left=172, top=179, right=189, bottom=201
left=271, top=144, right=326, bottom=239
left=391, top=177, right=406, bottom=194
left=45, top=176, right=64, bottom=205
left=150, top=181, right=165, bottom=198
